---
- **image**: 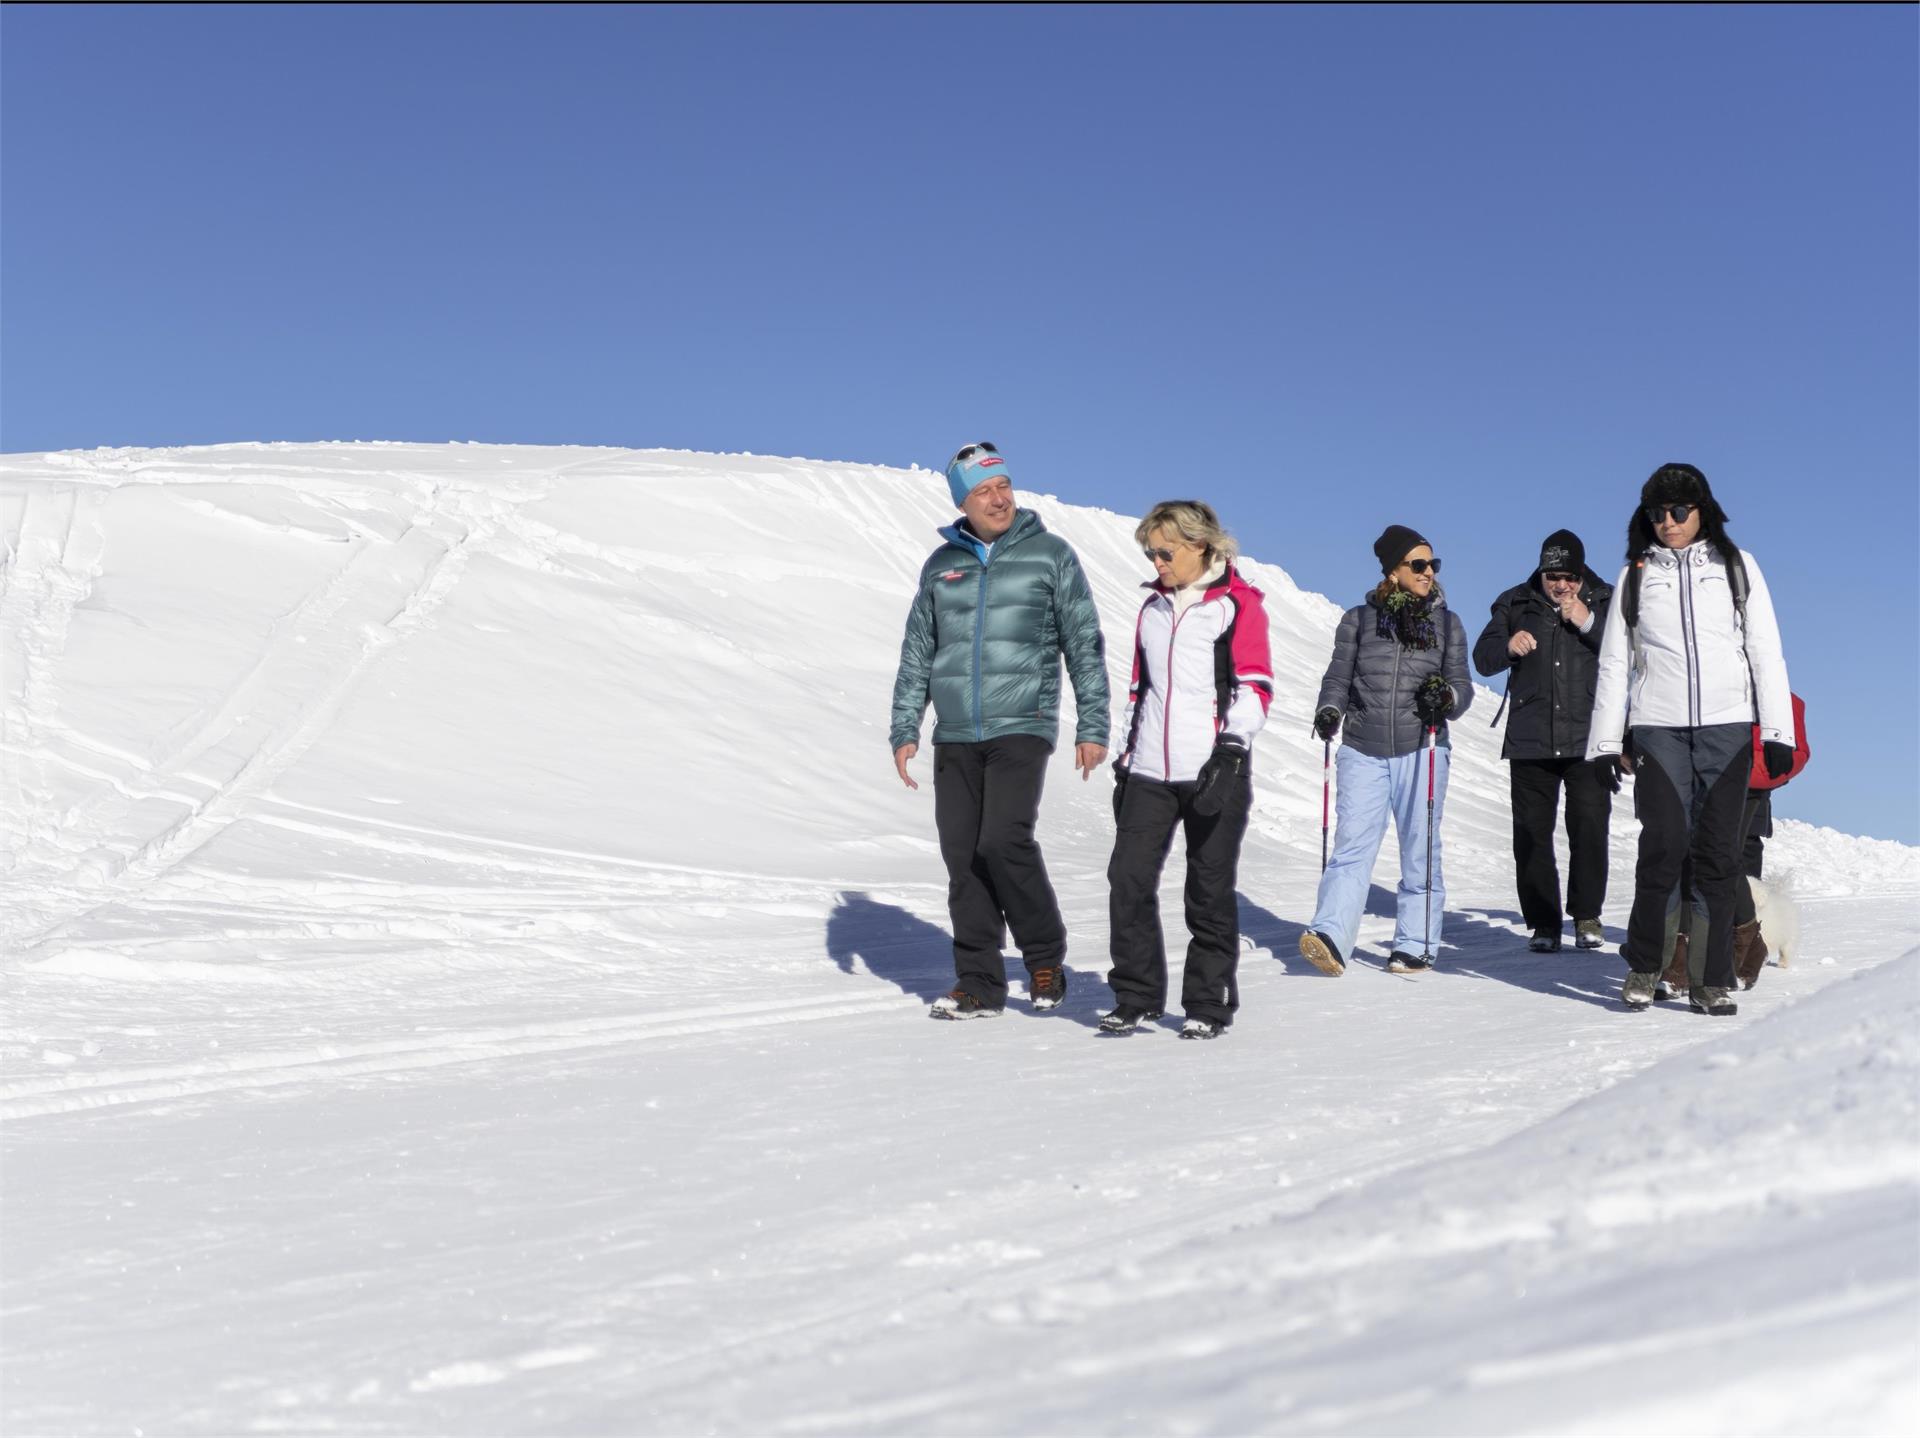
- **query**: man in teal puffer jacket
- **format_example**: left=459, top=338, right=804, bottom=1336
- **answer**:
left=890, top=441, right=1110, bottom=1020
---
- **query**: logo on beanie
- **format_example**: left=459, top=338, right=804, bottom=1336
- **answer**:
left=973, top=456, right=1004, bottom=470
left=1542, top=545, right=1570, bottom=570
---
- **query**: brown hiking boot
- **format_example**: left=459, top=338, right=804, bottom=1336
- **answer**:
left=1732, top=921, right=1769, bottom=990
left=929, top=989, right=1003, bottom=1021
left=1028, top=966, right=1067, bottom=1010
left=1299, top=930, right=1346, bottom=977
left=1658, top=930, right=1690, bottom=1000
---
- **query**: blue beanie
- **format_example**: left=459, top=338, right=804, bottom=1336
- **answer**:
left=945, top=444, right=1011, bottom=506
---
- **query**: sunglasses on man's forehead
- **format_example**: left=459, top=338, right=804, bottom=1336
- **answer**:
left=950, top=441, right=999, bottom=465
left=1644, top=503, right=1695, bottom=525
left=1401, top=557, right=1442, bottom=576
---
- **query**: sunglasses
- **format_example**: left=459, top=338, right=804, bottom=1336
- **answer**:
left=950, top=441, right=999, bottom=466
left=1401, top=557, right=1442, bottom=576
left=1541, top=571, right=1581, bottom=585
left=1644, top=504, right=1695, bottom=525
left=1143, top=546, right=1181, bottom=563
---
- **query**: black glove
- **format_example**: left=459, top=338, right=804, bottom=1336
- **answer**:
left=1312, top=706, right=1341, bottom=741
left=1111, top=759, right=1130, bottom=821
left=1762, top=740, right=1795, bottom=781
left=1190, top=737, right=1249, bottom=817
left=1413, top=676, right=1453, bottom=727
left=1594, top=755, right=1623, bottom=794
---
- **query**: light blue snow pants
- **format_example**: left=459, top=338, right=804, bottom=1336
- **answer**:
left=1308, top=742, right=1450, bottom=960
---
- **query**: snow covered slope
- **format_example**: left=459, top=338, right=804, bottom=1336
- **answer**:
left=2, top=442, right=1916, bottom=1436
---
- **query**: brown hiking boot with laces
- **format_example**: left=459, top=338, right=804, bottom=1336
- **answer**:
left=1028, top=967, right=1067, bottom=1011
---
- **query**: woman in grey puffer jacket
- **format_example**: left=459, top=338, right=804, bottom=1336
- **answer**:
left=1298, top=526, right=1471, bottom=976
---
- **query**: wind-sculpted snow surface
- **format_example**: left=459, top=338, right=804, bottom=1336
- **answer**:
left=1, top=442, right=1915, bottom=1435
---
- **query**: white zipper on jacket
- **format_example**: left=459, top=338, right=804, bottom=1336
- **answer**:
left=1163, top=603, right=1186, bottom=778
left=1677, top=547, right=1700, bottom=728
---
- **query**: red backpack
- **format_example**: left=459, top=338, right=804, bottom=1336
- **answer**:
left=1751, top=693, right=1809, bottom=791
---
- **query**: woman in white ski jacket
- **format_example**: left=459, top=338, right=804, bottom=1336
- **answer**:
left=1586, top=463, right=1795, bottom=1014
left=1102, top=501, right=1273, bottom=1040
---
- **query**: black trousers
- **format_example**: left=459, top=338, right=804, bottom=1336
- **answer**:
left=1106, top=773, right=1250, bottom=1027
left=933, top=735, right=1066, bottom=1006
left=1508, top=756, right=1613, bottom=933
left=1666, top=786, right=1770, bottom=976
left=1626, top=724, right=1752, bottom=987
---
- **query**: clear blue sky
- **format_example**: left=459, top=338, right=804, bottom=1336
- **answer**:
left=5, top=5, right=1915, bottom=842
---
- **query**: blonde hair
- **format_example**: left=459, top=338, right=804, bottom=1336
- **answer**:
left=1134, top=500, right=1237, bottom=564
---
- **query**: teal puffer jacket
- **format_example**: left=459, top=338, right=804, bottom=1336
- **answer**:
left=890, top=509, right=1110, bottom=751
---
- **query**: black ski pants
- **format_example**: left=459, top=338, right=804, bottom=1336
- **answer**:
left=1106, top=773, right=1250, bottom=1027
left=1508, top=756, right=1613, bottom=933
left=933, top=735, right=1066, bottom=1006
left=1626, top=724, right=1752, bottom=988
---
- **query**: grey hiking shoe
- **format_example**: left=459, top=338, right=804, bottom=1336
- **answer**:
left=1099, top=1004, right=1163, bottom=1033
left=1574, top=919, right=1605, bottom=950
left=1689, top=986, right=1738, bottom=1016
left=1622, top=971, right=1659, bottom=1008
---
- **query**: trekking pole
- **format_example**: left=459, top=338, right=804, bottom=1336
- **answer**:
left=1320, top=738, right=1332, bottom=874
left=1423, top=724, right=1438, bottom=963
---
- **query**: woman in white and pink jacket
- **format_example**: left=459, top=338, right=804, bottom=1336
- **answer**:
left=1102, top=501, right=1274, bottom=1040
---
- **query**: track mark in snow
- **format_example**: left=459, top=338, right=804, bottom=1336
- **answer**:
left=0, top=487, right=107, bottom=869
left=0, top=991, right=920, bottom=1120
left=8, top=477, right=547, bottom=948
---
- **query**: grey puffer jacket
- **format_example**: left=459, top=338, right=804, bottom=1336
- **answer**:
left=1316, top=592, right=1472, bottom=758
left=889, top=509, right=1109, bottom=752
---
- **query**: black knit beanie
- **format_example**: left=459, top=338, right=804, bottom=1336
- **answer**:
left=1535, top=529, right=1585, bottom=575
left=1373, top=524, right=1429, bottom=575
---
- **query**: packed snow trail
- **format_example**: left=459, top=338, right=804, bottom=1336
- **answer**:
left=2, top=443, right=1915, bottom=1436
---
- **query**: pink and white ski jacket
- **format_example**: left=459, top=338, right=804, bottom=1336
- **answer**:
left=1118, top=565, right=1275, bottom=784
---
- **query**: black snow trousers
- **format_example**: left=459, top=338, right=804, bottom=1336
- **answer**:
left=1734, top=790, right=1771, bottom=926
left=933, top=735, right=1066, bottom=1006
left=1508, top=756, right=1613, bottom=933
left=1106, top=773, right=1250, bottom=1027
left=1626, top=724, right=1752, bottom=988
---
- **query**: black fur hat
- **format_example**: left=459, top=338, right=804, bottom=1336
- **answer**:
left=1626, top=462, right=1735, bottom=561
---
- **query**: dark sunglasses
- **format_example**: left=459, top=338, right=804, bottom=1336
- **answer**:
left=950, top=441, right=999, bottom=465
left=1402, top=557, right=1442, bottom=576
left=1143, top=546, right=1179, bottom=563
left=1644, top=503, right=1695, bottom=525
left=1540, top=571, right=1580, bottom=585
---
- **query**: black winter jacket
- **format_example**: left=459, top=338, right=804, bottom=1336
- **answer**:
left=1471, top=570, right=1613, bottom=762
left=1316, top=593, right=1472, bottom=759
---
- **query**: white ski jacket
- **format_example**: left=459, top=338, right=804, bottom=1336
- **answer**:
left=1585, top=542, right=1793, bottom=758
left=1119, top=564, right=1275, bottom=784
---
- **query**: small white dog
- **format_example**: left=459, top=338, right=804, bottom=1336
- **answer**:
left=1748, top=877, right=1800, bottom=969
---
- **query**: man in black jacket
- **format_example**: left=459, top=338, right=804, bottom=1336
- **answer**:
left=1472, top=530, right=1616, bottom=952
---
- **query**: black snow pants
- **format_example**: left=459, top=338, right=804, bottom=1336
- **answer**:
left=1508, top=756, right=1613, bottom=933
left=1626, top=724, right=1752, bottom=988
left=1106, top=772, right=1250, bottom=1027
left=933, top=735, right=1067, bottom=1007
